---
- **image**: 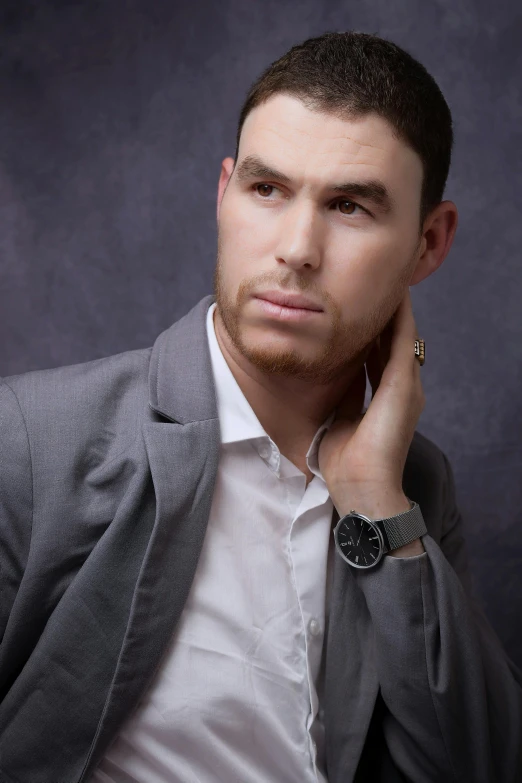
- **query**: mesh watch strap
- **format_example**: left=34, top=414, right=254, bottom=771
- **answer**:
left=374, top=500, right=427, bottom=551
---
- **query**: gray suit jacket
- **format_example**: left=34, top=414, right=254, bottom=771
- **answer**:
left=0, top=294, right=521, bottom=783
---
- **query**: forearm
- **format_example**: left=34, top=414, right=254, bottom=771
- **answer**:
left=353, top=533, right=522, bottom=782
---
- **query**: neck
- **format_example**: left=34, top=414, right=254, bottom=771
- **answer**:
left=213, top=307, right=361, bottom=449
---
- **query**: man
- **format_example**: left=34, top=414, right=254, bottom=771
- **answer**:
left=0, top=30, right=520, bottom=783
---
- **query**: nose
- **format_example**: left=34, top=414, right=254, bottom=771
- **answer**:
left=274, top=203, right=322, bottom=271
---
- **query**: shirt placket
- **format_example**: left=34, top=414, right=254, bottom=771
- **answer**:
left=285, top=473, right=331, bottom=780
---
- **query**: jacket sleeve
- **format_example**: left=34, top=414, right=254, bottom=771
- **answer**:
left=0, top=379, right=33, bottom=644
left=355, top=449, right=522, bottom=783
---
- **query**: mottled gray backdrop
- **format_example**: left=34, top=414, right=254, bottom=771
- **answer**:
left=1, top=0, right=521, bottom=666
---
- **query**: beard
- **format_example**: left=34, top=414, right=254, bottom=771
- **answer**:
left=212, top=237, right=418, bottom=386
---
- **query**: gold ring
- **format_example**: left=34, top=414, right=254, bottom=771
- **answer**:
left=414, top=339, right=425, bottom=366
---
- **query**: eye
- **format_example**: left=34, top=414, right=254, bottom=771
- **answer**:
left=336, top=200, right=364, bottom=216
left=251, top=184, right=368, bottom=217
left=252, top=183, right=279, bottom=199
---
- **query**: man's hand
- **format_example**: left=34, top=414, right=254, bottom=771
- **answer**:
left=318, top=288, right=425, bottom=541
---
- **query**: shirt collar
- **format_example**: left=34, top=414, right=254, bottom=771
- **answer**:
left=206, top=302, right=336, bottom=480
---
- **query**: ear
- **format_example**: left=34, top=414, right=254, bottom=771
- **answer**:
left=216, top=157, right=236, bottom=223
left=409, top=201, right=458, bottom=286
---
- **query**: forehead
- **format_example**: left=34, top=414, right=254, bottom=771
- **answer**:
left=239, top=94, right=423, bottom=194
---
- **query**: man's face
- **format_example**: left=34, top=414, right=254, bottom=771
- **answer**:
left=214, top=94, right=424, bottom=385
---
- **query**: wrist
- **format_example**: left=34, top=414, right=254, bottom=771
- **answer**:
left=337, top=490, right=425, bottom=559
left=337, top=489, right=411, bottom=522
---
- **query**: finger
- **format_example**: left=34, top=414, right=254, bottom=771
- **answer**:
left=392, top=291, right=425, bottom=402
left=387, top=290, right=418, bottom=368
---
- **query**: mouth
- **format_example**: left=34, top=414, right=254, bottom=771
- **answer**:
left=253, top=296, right=323, bottom=321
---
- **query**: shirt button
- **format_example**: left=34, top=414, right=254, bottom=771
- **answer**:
left=259, top=446, right=270, bottom=459
left=309, top=619, right=321, bottom=637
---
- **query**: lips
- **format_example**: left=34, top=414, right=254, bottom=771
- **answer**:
left=254, top=290, right=323, bottom=311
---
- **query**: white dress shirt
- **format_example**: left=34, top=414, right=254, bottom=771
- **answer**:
left=92, top=301, right=337, bottom=783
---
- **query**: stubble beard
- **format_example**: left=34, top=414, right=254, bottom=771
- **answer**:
left=212, top=241, right=417, bottom=386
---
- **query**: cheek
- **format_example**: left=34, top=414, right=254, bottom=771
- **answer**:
left=332, top=230, right=404, bottom=281
left=329, top=232, right=408, bottom=313
left=349, top=225, right=406, bottom=260
left=216, top=245, right=256, bottom=301
left=220, top=195, right=263, bottom=251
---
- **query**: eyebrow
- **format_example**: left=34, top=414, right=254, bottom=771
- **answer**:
left=235, top=154, right=394, bottom=214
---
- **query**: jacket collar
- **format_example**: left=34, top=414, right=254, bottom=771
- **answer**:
left=148, top=294, right=218, bottom=425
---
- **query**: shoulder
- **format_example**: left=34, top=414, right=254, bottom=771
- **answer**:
left=2, top=346, right=152, bottom=416
left=1, top=346, right=153, bottom=464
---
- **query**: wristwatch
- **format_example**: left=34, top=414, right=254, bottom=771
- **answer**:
left=333, top=499, right=427, bottom=569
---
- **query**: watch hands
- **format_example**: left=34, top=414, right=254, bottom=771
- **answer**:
left=356, top=520, right=363, bottom=547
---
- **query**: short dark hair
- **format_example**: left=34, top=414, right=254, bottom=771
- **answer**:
left=233, top=31, right=453, bottom=228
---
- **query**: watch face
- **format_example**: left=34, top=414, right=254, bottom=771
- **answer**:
left=334, top=514, right=384, bottom=569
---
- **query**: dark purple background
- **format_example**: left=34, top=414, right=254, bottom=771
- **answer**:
left=1, top=0, right=521, bottom=666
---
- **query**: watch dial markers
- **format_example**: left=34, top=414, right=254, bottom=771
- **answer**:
left=334, top=515, right=383, bottom=569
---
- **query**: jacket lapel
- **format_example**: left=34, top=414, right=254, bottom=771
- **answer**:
left=82, top=296, right=221, bottom=778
